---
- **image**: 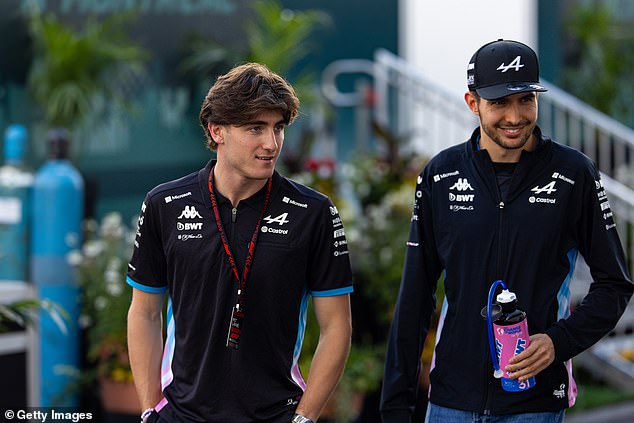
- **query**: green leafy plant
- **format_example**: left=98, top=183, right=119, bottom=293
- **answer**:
left=245, top=0, right=330, bottom=103
left=0, top=299, right=68, bottom=334
left=26, top=10, right=148, bottom=130
left=295, top=124, right=431, bottom=421
left=181, top=0, right=330, bottom=105
left=68, top=212, right=135, bottom=383
left=562, top=2, right=634, bottom=127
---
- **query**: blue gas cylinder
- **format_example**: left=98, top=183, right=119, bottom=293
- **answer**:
left=31, top=128, right=84, bottom=407
left=0, top=124, right=34, bottom=282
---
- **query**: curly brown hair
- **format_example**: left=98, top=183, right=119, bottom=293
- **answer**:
left=199, top=63, right=300, bottom=151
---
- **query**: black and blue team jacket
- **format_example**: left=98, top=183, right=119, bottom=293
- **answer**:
left=380, top=127, right=633, bottom=422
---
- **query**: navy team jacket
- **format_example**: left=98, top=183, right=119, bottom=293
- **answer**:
left=380, top=127, right=633, bottom=422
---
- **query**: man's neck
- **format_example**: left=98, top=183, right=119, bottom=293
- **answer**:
left=213, top=163, right=268, bottom=208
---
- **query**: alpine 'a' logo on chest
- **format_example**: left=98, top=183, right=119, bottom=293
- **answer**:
left=529, top=181, right=557, bottom=205
left=261, top=212, right=290, bottom=236
left=264, top=213, right=290, bottom=225
left=531, top=181, right=557, bottom=195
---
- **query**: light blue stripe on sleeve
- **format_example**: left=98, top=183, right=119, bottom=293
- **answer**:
left=310, top=285, right=354, bottom=297
left=126, top=276, right=168, bottom=294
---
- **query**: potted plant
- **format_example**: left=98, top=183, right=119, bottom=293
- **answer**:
left=67, top=212, right=139, bottom=415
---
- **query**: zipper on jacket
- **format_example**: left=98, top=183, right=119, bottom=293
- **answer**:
left=229, top=207, right=237, bottom=245
left=483, top=171, right=506, bottom=414
left=495, top=200, right=505, bottom=273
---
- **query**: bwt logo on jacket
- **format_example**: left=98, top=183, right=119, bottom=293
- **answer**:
left=449, top=193, right=474, bottom=202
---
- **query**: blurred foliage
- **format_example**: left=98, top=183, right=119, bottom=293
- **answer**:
left=69, top=212, right=136, bottom=383
left=286, top=157, right=340, bottom=203
left=343, top=122, right=428, bottom=338
left=562, top=1, right=634, bottom=127
left=26, top=10, right=148, bottom=129
left=296, top=120, right=434, bottom=421
left=245, top=0, right=331, bottom=106
left=0, top=298, right=68, bottom=334
left=181, top=0, right=330, bottom=107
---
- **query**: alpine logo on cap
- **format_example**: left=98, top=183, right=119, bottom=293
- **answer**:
left=497, top=56, right=524, bottom=73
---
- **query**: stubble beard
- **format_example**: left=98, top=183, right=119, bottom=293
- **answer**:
left=482, top=121, right=535, bottom=151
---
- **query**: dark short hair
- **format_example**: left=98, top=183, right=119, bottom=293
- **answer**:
left=199, top=63, right=300, bottom=151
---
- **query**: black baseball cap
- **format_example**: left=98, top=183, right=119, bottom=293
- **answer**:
left=467, top=39, right=547, bottom=100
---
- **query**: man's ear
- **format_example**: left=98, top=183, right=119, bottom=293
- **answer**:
left=464, top=91, right=479, bottom=115
left=209, top=123, right=224, bottom=144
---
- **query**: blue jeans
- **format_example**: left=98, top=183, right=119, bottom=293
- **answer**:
left=424, top=403, right=565, bottom=423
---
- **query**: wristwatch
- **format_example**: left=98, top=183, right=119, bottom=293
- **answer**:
left=292, top=413, right=314, bottom=423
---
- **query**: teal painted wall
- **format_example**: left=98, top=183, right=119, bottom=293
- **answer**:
left=0, top=0, right=397, bottom=221
left=537, top=0, right=563, bottom=84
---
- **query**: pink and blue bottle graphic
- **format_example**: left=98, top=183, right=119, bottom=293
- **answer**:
left=487, top=280, right=536, bottom=392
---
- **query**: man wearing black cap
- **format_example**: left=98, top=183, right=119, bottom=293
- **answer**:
left=380, top=40, right=633, bottom=422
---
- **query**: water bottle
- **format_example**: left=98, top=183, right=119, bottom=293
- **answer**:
left=492, top=288, right=536, bottom=392
left=0, top=124, right=34, bottom=282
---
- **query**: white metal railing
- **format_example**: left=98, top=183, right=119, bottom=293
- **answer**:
left=323, top=48, right=634, bottom=284
left=538, top=81, right=634, bottom=273
left=373, top=48, right=477, bottom=158
left=539, top=81, right=634, bottom=182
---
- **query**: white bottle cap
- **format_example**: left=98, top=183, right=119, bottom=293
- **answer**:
left=496, top=289, right=516, bottom=304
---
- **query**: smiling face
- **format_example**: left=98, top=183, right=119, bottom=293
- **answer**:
left=465, top=91, right=539, bottom=162
left=211, top=110, right=286, bottom=184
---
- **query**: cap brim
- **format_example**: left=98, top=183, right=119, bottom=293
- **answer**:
left=476, top=82, right=547, bottom=100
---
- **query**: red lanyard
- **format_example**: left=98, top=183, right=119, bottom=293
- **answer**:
left=207, top=167, right=273, bottom=349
